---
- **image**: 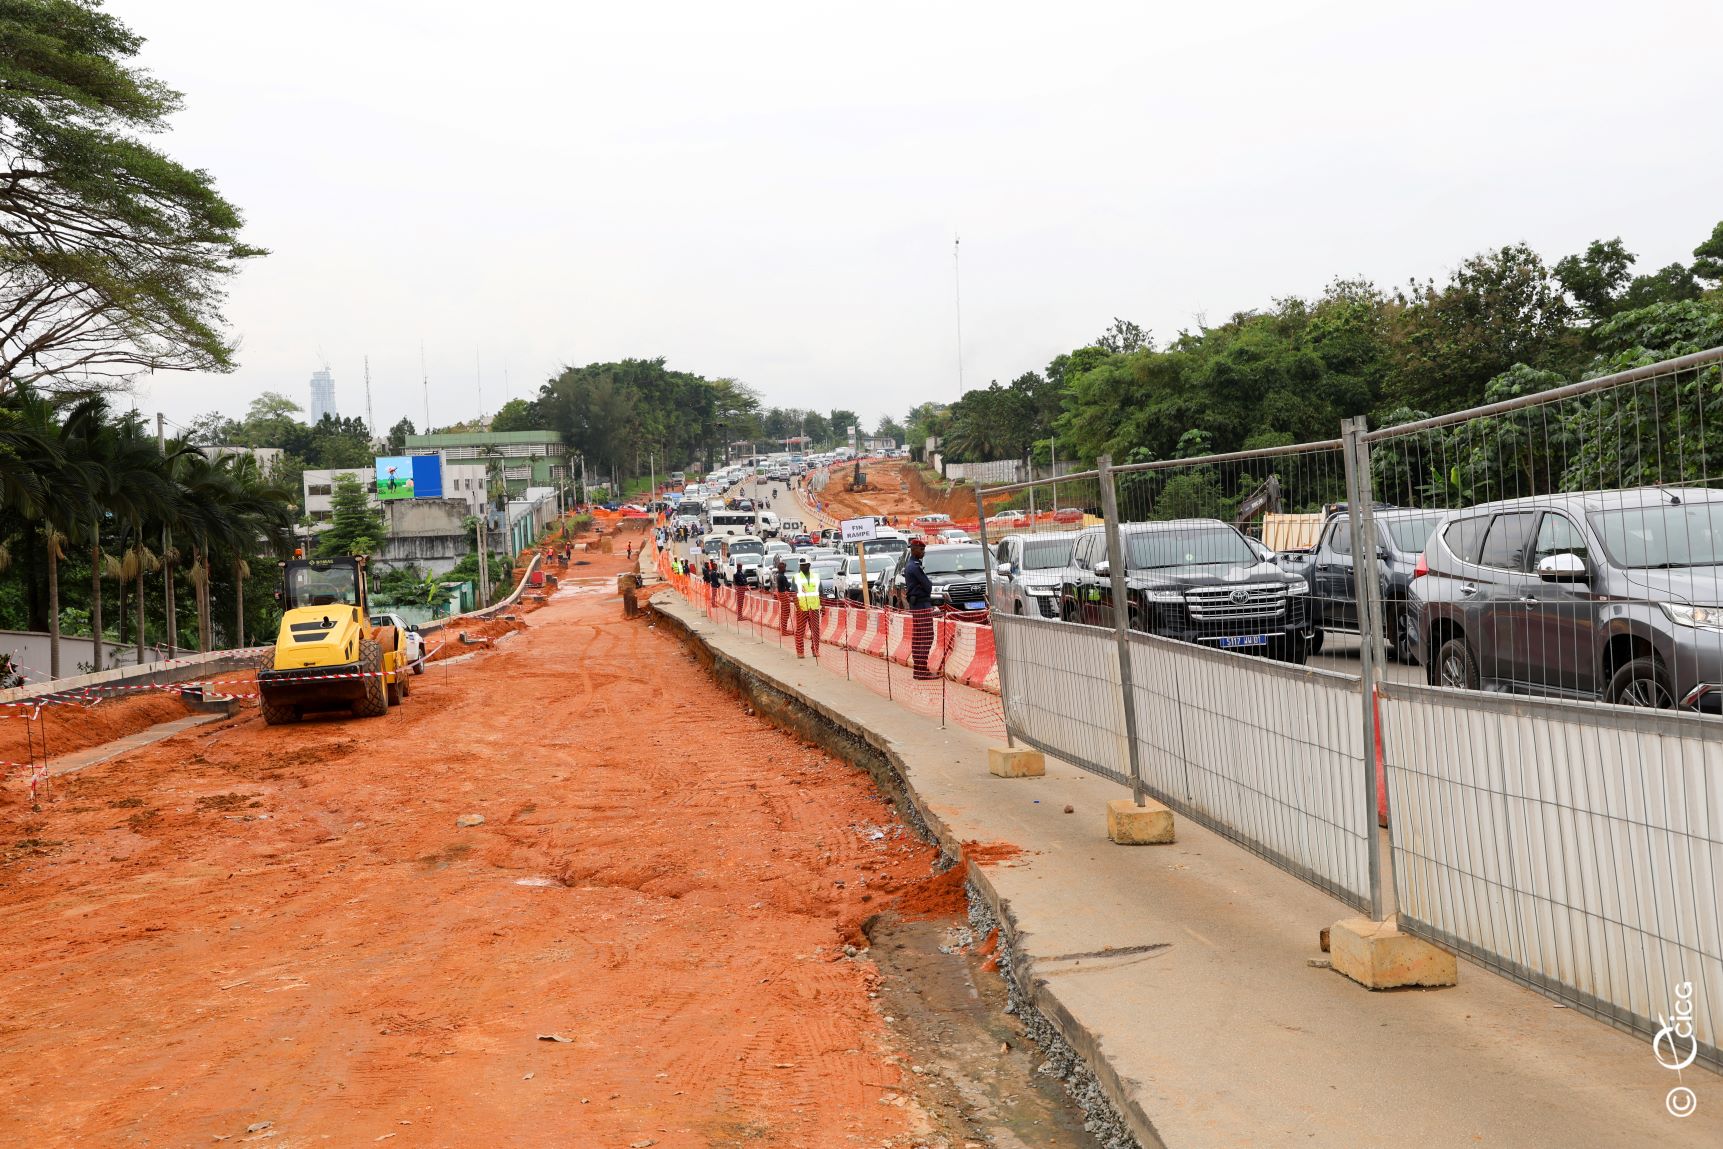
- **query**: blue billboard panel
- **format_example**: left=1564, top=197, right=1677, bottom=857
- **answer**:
left=411, top=454, right=443, bottom=498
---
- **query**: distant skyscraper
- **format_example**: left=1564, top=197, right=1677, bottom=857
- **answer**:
left=309, top=368, right=337, bottom=424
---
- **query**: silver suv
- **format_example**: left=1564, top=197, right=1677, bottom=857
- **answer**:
left=1410, top=487, right=1723, bottom=711
left=989, top=532, right=1075, bottom=618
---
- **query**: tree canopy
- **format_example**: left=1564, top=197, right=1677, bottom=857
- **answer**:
left=527, top=358, right=761, bottom=477
left=0, top=0, right=262, bottom=393
left=915, top=221, right=1723, bottom=471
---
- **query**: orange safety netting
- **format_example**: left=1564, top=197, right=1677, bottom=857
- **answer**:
left=651, top=537, right=1005, bottom=739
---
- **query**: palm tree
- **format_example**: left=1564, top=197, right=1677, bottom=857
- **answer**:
left=0, top=389, right=93, bottom=677
left=141, top=436, right=212, bottom=658
left=165, top=445, right=296, bottom=652
left=68, top=406, right=173, bottom=672
left=218, top=454, right=295, bottom=647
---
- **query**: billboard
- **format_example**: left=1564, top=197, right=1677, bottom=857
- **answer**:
left=410, top=453, right=443, bottom=498
left=374, top=454, right=444, bottom=500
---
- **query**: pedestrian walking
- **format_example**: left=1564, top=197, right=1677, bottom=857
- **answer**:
left=903, top=538, right=937, bottom=680
left=793, top=557, right=822, bottom=658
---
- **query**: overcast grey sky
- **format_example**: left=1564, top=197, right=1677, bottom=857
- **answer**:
left=117, top=0, right=1723, bottom=438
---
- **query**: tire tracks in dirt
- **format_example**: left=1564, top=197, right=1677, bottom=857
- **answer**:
left=0, top=551, right=956, bottom=1147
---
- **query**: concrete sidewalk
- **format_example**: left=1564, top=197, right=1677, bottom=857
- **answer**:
left=650, top=587, right=1721, bottom=1149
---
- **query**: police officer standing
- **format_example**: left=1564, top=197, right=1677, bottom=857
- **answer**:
left=903, top=538, right=937, bottom=680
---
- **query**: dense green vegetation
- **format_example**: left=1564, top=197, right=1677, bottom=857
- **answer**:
left=917, top=226, right=1723, bottom=479
left=521, top=357, right=867, bottom=481
left=0, top=390, right=296, bottom=671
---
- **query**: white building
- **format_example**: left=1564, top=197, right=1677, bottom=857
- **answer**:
left=302, top=456, right=489, bottom=523
left=309, top=368, right=338, bottom=424
left=207, top=445, right=286, bottom=475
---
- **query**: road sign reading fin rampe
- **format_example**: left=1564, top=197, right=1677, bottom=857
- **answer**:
left=840, top=516, right=878, bottom=543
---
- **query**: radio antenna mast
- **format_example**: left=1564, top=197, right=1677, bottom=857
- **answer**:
left=420, top=341, right=431, bottom=432
left=363, top=355, right=375, bottom=441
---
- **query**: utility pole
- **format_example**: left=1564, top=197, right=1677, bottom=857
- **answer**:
left=420, top=341, right=431, bottom=432
left=953, top=235, right=965, bottom=394
left=1050, top=434, right=1058, bottom=513
left=157, top=413, right=174, bottom=659
left=476, top=513, right=487, bottom=606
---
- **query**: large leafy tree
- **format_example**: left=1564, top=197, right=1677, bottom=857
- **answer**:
left=0, top=0, right=263, bottom=393
left=532, top=358, right=761, bottom=479
left=1387, top=243, right=1575, bottom=412
left=828, top=409, right=860, bottom=443
left=1554, top=239, right=1636, bottom=323
left=384, top=417, right=415, bottom=454
left=316, top=472, right=384, bottom=559
left=489, top=398, right=534, bottom=432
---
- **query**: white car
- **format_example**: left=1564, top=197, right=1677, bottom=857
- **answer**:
left=372, top=612, right=427, bottom=675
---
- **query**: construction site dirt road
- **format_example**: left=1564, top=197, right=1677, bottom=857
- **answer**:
left=0, top=551, right=1097, bottom=1149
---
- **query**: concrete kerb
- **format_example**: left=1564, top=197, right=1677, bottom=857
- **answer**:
left=649, top=589, right=1157, bottom=1148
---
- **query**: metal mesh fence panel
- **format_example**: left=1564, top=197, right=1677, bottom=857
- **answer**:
left=1382, top=688, right=1721, bottom=1068
left=1108, top=444, right=1373, bottom=904
left=1365, top=346, right=1723, bottom=1064
left=993, top=613, right=1129, bottom=781
left=1126, top=631, right=1371, bottom=907
left=981, top=447, right=1379, bottom=906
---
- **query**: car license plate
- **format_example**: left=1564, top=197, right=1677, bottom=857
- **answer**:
left=964, top=602, right=986, bottom=611
left=1215, top=634, right=1269, bottom=648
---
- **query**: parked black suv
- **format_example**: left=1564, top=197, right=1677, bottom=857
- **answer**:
left=887, top=543, right=990, bottom=611
left=1061, top=520, right=1314, bottom=663
left=1410, top=487, right=1723, bottom=711
left=1279, top=506, right=1446, bottom=662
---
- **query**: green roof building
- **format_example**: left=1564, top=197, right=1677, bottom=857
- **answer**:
left=403, top=430, right=571, bottom=496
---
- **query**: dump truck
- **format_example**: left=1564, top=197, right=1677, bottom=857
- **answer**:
left=256, top=554, right=410, bottom=725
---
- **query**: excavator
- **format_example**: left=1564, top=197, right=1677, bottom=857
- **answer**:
left=256, top=554, right=410, bottom=725
left=1234, top=474, right=1282, bottom=530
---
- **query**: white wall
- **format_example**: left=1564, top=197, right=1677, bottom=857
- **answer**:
left=0, top=631, right=162, bottom=682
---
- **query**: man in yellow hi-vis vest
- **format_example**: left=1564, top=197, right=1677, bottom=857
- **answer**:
left=793, top=556, right=822, bottom=658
